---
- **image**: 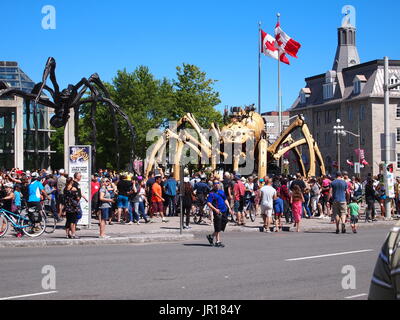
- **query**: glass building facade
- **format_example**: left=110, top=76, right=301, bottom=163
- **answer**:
left=0, top=61, right=54, bottom=170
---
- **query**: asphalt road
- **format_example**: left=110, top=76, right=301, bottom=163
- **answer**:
left=0, top=225, right=392, bottom=300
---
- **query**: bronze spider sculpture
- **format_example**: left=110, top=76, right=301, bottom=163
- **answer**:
left=0, top=57, right=135, bottom=170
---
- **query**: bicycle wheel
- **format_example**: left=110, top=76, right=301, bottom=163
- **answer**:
left=0, top=215, right=9, bottom=237
left=193, top=207, right=203, bottom=224
left=42, top=210, right=57, bottom=234
left=21, top=215, right=46, bottom=238
left=249, top=204, right=256, bottom=222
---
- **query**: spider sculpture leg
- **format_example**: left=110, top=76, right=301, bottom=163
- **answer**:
left=70, top=75, right=136, bottom=173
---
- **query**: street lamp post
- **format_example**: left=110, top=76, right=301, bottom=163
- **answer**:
left=333, top=119, right=346, bottom=172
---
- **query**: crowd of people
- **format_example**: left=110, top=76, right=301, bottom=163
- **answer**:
left=0, top=167, right=399, bottom=244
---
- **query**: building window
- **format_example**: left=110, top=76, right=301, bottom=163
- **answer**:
left=323, top=83, right=336, bottom=100
left=397, top=128, right=400, bottom=143
left=360, top=105, right=365, bottom=121
left=397, top=153, right=400, bottom=169
left=359, top=127, right=366, bottom=145
left=348, top=106, right=353, bottom=121
left=390, top=75, right=400, bottom=91
left=348, top=133, right=353, bottom=146
left=354, top=81, right=361, bottom=94
left=316, top=112, right=321, bottom=126
left=397, top=105, right=400, bottom=118
left=324, top=111, right=331, bottom=124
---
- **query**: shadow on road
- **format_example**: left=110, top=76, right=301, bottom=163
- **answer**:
left=183, top=243, right=213, bottom=247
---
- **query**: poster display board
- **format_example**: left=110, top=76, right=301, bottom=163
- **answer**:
left=68, top=146, right=92, bottom=227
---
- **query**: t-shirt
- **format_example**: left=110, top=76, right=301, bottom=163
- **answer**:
left=14, top=191, right=21, bottom=207
left=151, top=182, right=163, bottom=203
left=72, top=181, right=82, bottom=199
left=99, top=187, right=112, bottom=209
left=233, top=181, right=245, bottom=201
left=260, top=185, right=277, bottom=209
left=331, top=179, right=348, bottom=202
left=28, top=181, right=44, bottom=202
left=57, top=175, right=66, bottom=195
left=164, top=178, right=177, bottom=196
left=207, top=190, right=228, bottom=213
left=117, top=180, right=132, bottom=197
left=348, top=202, right=359, bottom=216
left=91, top=181, right=100, bottom=200
left=322, top=179, right=331, bottom=195
left=194, top=182, right=210, bottom=195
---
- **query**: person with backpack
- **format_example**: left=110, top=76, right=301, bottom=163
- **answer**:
left=206, top=181, right=231, bottom=248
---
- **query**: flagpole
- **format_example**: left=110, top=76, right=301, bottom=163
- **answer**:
left=258, top=21, right=262, bottom=114
left=277, top=13, right=282, bottom=135
left=277, top=13, right=283, bottom=174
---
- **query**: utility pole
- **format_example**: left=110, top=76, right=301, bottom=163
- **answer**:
left=383, top=56, right=393, bottom=220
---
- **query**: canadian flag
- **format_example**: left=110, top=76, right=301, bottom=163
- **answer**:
left=275, top=22, right=301, bottom=58
left=261, top=29, right=289, bottom=65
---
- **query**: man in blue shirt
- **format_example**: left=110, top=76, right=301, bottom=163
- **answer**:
left=28, top=172, right=47, bottom=211
left=206, top=181, right=231, bottom=248
left=164, top=175, right=177, bottom=217
left=330, top=171, right=348, bottom=234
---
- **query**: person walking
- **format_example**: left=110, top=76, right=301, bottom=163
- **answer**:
left=348, top=197, right=360, bottom=234
left=164, top=174, right=177, bottom=217
left=152, top=175, right=168, bottom=223
left=182, top=177, right=194, bottom=229
left=260, top=178, right=277, bottom=233
left=233, top=175, right=246, bottom=226
left=330, top=171, right=349, bottom=234
left=98, top=178, right=114, bottom=238
left=290, top=185, right=304, bottom=232
left=206, top=181, right=231, bottom=247
left=365, top=179, right=377, bottom=222
left=64, top=177, right=81, bottom=239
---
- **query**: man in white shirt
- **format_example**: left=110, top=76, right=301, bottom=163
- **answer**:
left=260, top=178, right=277, bottom=233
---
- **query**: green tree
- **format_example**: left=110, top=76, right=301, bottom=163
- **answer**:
left=173, top=63, right=222, bottom=127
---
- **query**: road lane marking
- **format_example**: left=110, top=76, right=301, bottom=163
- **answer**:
left=0, top=291, right=58, bottom=300
left=344, top=293, right=367, bottom=299
left=285, top=249, right=374, bottom=261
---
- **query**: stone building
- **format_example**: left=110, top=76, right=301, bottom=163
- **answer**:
left=261, top=111, right=290, bottom=144
left=290, top=19, right=400, bottom=177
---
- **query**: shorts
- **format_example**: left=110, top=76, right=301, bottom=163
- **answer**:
left=213, top=213, right=228, bottom=233
left=260, top=205, right=273, bottom=218
left=350, top=215, right=359, bottom=224
left=117, top=195, right=129, bottom=209
left=332, top=202, right=347, bottom=218
left=100, top=208, right=110, bottom=220
left=152, top=201, right=164, bottom=213
left=57, top=194, right=65, bottom=205
left=234, top=198, right=244, bottom=213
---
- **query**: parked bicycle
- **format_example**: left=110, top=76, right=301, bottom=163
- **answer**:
left=192, top=202, right=212, bottom=225
left=244, top=194, right=257, bottom=222
left=0, top=203, right=46, bottom=238
left=20, top=200, right=57, bottom=234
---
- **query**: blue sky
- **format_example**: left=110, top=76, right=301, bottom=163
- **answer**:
left=2, top=0, right=400, bottom=113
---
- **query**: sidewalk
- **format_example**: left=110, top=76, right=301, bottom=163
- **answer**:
left=0, top=210, right=398, bottom=248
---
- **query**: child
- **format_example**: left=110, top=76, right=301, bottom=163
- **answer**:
left=273, top=191, right=284, bottom=232
left=348, top=197, right=359, bottom=234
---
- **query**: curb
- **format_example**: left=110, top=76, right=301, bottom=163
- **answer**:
left=0, top=233, right=195, bottom=248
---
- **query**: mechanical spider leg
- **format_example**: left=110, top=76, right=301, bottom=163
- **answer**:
left=90, top=101, right=97, bottom=172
